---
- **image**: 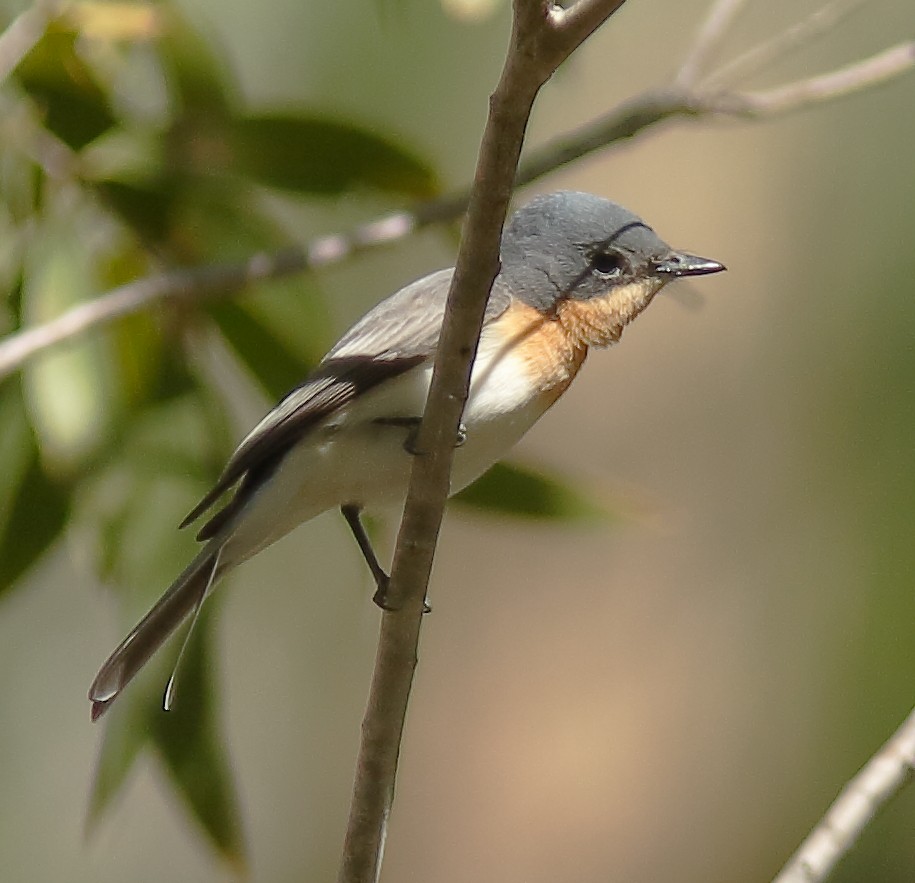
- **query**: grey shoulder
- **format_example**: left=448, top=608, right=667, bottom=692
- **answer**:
left=329, top=267, right=512, bottom=361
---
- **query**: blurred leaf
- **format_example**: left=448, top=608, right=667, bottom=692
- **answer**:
left=141, top=179, right=334, bottom=396
left=0, top=384, right=32, bottom=516
left=110, top=310, right=196, bottom=408
left=229, top=115, right=438, bottom=198
left=89, top=608, right=245, bottom=868
left=94, top=176, right=183, bottom=245
left=150, top=607, right=245, bottom=867
left=0, top=143, right=40, bottom=224
left=70, top=2, right=162, bottom=43
left=156, top=6, right=234, bottom=120
left=86, top=392, right=243, bottom=863
left=209, top=300, right=314, bottom=399
left=454, top=461, right=611, bottom=522
left=87, top=669, right=151, bottom=824
left=0, top=433, right=71, bottom=598
left=97, top=246, right=198, bottom=409
left=15, top=21, right=116, bottom=150
left=91, top=242, right=200, bottom=411
left=239, top=274, right=333, bottom=369
left=22, top=216, right=117, bottom=471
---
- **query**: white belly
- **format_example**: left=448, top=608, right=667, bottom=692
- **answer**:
left=223, top=330, right=550, bottom=564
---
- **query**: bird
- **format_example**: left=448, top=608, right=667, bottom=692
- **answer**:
left=88, top=190, right=725, bottom=720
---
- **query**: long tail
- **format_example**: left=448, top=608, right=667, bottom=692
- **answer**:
left=88, top=544, right=223, bottom=721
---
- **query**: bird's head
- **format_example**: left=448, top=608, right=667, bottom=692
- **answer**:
left=500, top=191, right=725, bottom=347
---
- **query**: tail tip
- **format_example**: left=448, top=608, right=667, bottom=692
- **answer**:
left=90, top=698, right=111, bottom=722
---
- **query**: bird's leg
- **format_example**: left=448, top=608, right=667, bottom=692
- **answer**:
left=341, top=505, right=430, bottom=612
left=341, top=504, right=390, bottom=604
left=373, top=416, right=467, bottom=454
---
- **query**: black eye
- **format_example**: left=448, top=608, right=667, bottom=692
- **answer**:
left=591, top=250, right=628, bottom=277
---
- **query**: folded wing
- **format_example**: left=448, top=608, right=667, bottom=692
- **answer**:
left=182, top=269, right=512, bottom=539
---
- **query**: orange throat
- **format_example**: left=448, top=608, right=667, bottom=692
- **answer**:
left=492, top=279, right=665, bottom=409
left=556, top=278, right=664, bottom=349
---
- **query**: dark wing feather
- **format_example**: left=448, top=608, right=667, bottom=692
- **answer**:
left=182, top=355, right=425, bottom=537
left=182, top=268, right=512, bottom=537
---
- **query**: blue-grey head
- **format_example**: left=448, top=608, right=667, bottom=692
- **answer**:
left=500, top=192, right=724, bottom=343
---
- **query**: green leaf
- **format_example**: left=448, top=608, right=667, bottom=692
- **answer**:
left=229, top=115, right=438, bottom=198
left=87, top=672, right=152, bottom=827
left=0, top=387, right=70, bottom=597
left=22, top=216, right=117, bottom=471
left=209, top=300, right=315, bottom=399
left=89, top=609, right=245, bottom=869
left=98, top=247, right=199, bottom=409
left=150, top=606, right=245, bottom=867
left=15, top=21, right=116, bottom=150
left=454, top=461, right=612, bottom=522
left=85, top=392, right=244, bottom=865
left=94, top=177, right=183, bottom=245
left=0, top=450, right=70, bottom=595
left=156, top=6, right=234, bottom=119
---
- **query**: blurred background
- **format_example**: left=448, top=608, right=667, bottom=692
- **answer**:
left=0, top=0, right=914, bottom=881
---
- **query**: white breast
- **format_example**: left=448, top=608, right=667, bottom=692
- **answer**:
left=223, top=322, right=552, bottom=565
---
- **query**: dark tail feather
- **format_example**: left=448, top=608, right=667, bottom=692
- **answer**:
left=89, top=546, right=221, bottom=721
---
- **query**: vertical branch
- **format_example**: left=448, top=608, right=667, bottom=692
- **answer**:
left=336, top=2, right=630, bottom=881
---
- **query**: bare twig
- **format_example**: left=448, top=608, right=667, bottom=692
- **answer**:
left=546, top=0, right=629, bottom=50
left=703, top=0, right=870, bottom=88
left=515, top=88, right=701, bottom=183
left=699, top=42, right=915, bottom=117
left=0, top=248, right=311, bottom=378
left=4, top=27, right=913, bottom=382
left=772, top=705, right=915, bottom=883
left=0, top=0, right=910, bottom=387
left=336, top=5, right=630, bottom=881
left=676, top=0, right=750, bottom=87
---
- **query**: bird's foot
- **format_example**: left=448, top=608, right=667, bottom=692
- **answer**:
left=374, top=417, right=467, bottom=455
left=372, top=577, right=431, bottom=614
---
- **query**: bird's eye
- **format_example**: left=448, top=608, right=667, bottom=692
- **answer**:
left=591, top=250, right=628, bottom=277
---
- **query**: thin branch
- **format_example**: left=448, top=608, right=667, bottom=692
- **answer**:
left=0, top=249, right=311, bottom=378
left=515, top=88, right=700, bottom=184
left=676, top=0, right=750, bottom=87
left=547, top=0, right=629, bottom=52
left=1, top=3, right=913, bottom=387
left=4, top=31, right=912, bottom=381
left=699, top=42, right=915, bottom=117
left=336, top=3, right=630, bottom=881
left=703, top=0, right=871, bottom=89
left=772, top=705, right=915, bottom=883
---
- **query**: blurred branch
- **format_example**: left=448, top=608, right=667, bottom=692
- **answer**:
left=0, top=1, right=56, bottom=85
left=336, top=3, right=631, bottom=880
left=0, top=1, right=913, bottom=384
left=0, top=249, right=311, bottom=378
left=772, top=705, right=915, bottom=883
left=675, top=0, right=750, bottom=87
left=703, top=0, right=870, bottom=88
left=0, top=94, right=78, bottom=179
left=699, top=42, right=915, bottom=116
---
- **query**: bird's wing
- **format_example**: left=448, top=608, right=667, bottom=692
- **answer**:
left=182, top=268, right=512, bottom=537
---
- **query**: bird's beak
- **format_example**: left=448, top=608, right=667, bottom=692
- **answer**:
left=652, top=251, right=726, bottom=278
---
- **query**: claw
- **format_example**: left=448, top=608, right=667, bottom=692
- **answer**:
left=374, top=416, right=467, bottom=454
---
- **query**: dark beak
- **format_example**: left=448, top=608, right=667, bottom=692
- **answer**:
left=652, top=251, right=726, bottom=278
